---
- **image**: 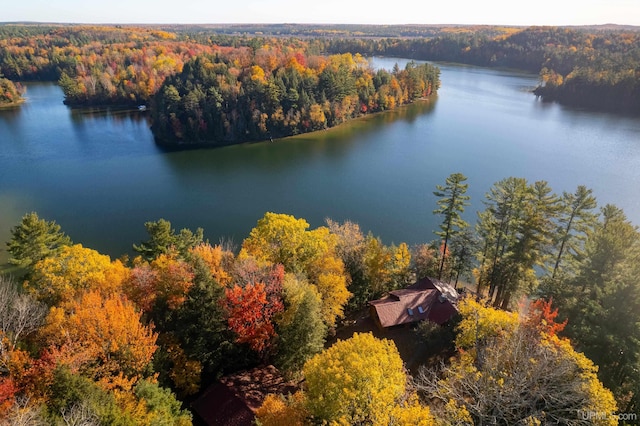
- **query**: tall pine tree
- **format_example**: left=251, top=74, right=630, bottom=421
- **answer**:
left=433, top=173, right=470, bottom=280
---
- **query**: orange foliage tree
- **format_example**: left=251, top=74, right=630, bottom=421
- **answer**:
left=39, top=291, right=157, bottom=391
left=125, top=251, right=194, bottom=313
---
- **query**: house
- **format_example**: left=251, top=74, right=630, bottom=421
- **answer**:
left=192, top=365, right=298, bottom=426
left=368, top=277, right=459, bottom=329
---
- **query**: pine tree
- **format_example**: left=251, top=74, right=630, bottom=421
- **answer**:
left=6, top=212, right=71, bottom=275
left=433, top=173, right=470, bottom=280
left=133, top=219, right=204, bottom=261
left=551, top=185, right=597, bottom=279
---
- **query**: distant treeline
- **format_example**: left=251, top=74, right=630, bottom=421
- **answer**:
left=0, top=26, right=216, bottom=106
left=151, top=52, right=439, bottom=146
left=316, top=27, right=640, bottom=112
left=1, top=24, right=639, bottom=113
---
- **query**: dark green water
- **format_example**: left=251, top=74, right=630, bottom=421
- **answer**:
left=2, top=59, right=640, bottom=259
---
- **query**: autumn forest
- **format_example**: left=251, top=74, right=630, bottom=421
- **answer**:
left=2, top=171, right=640, bottom=424
left=2, top=22, right=640, bottom=426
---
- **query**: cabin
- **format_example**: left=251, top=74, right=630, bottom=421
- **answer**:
left=368, top=277, right=459, bottom=330
left=192, top=365, right=298, bottom=426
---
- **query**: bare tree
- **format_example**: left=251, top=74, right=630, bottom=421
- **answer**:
left=60, top=401, right=100, bottom=426
left=0, top=276, right=47, bottom=363
left=416, top=325, right=614, bottom=425
left=0, top=397, right=48, bottom=426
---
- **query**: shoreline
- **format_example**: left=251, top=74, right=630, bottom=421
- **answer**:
left=0, top=98, right=26, bottom=109
left=154, top=95, right=439, bottom=150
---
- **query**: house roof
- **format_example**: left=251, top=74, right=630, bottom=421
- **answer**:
left=192, top=365, right=298, bottom=426
left=369, top=288, right=438, bottom=328
left=369, top=277, right=459, bottom=328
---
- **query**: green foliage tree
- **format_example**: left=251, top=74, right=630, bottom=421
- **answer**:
left=46, top=366, right=135, bottom=425
left=475, top=177, right=528, bottom=302
left=133, top=219, right=204, bottom=261
left=559, top=205, right=640, bottom=412
left=6, top=212, right=71, bottom=276
left=133, top=379, right=192, bottom=425
left=433, top=173, right=470, bottom=280
left=161, top=257, right=243, bottom=384
left=447, top=228, right=477, bottom=286
left=475, top=178, right=559, bottom=307
left=274, top=275, right=326, bottom=374
left=551, top=185, right=597, bottom=279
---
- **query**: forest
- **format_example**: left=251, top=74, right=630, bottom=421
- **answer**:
left=1, top=24, right=638, bottom=128
left=151, top=53, right=439, bottom=146
left=1, top=173, right=639, bottom=424
left=319, top=26, right=640, bottom=112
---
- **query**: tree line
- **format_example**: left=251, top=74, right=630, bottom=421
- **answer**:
left=4, top=24, right=639, bottom=115
left=318, top=26, right=640, bottom=112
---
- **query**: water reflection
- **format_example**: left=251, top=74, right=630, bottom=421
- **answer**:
left=0, top=104, right=23, bottom=119
left=160, top=97, right=438, bottom=175
left=69, top=106, right=149, bottom=125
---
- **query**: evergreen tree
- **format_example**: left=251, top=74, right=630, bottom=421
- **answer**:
left=433, top=173, right=470, bottom=280
left=562, top=206, right=640, bottom=410
left=133, top=219, right=204, bottom=261
left=6, top=212, right=72, bottom=275
left=551, top=185, right=597, bottom=279
left=171, top=258, right=243, bottom=381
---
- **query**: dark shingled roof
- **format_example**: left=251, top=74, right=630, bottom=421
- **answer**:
left=369, top=288, right=438, bottom=328
left=192, top=365, right=298, bottom=426
left=369, top=277, right=459, bottom=328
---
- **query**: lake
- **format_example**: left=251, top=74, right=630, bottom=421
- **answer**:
left=2, top=58, right=640, bottom=260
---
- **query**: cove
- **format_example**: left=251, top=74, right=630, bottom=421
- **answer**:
left=1, top=60, right=640, bottom=260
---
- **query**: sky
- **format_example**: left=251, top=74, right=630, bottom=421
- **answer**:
left=3, top=0, right=639, bottom=27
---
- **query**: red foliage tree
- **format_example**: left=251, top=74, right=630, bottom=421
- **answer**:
left=225, top=280, right=283, bottom=355
left=526, top=298, right=568, bottom=338
left=0, top=377, right=17, bottom=416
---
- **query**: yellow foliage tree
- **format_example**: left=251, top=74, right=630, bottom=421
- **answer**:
left=455, top=297, right=519, bottom=349
left=241, top=213, right=313, bottom=272
left=28, top=244, right=129, bottom=306
left=302, top=333, right=406, bottom=425
left=417, top=299, right=617, bottom=425
left=255, top=392, right=308, bottom=426
left=188, top=243, right=232, bottom=286
left=388, top=395, right=436, bottom=426
left=241, top=213, right=350, bottom=327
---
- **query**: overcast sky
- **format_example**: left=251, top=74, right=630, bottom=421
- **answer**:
left=3, top=0, right=639, bottom=26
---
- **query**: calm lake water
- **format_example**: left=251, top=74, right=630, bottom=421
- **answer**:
left=2, top=58, right=640, bottom=260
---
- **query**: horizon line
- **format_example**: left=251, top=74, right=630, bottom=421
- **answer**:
left=1, top=21, right=639, bottom=28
